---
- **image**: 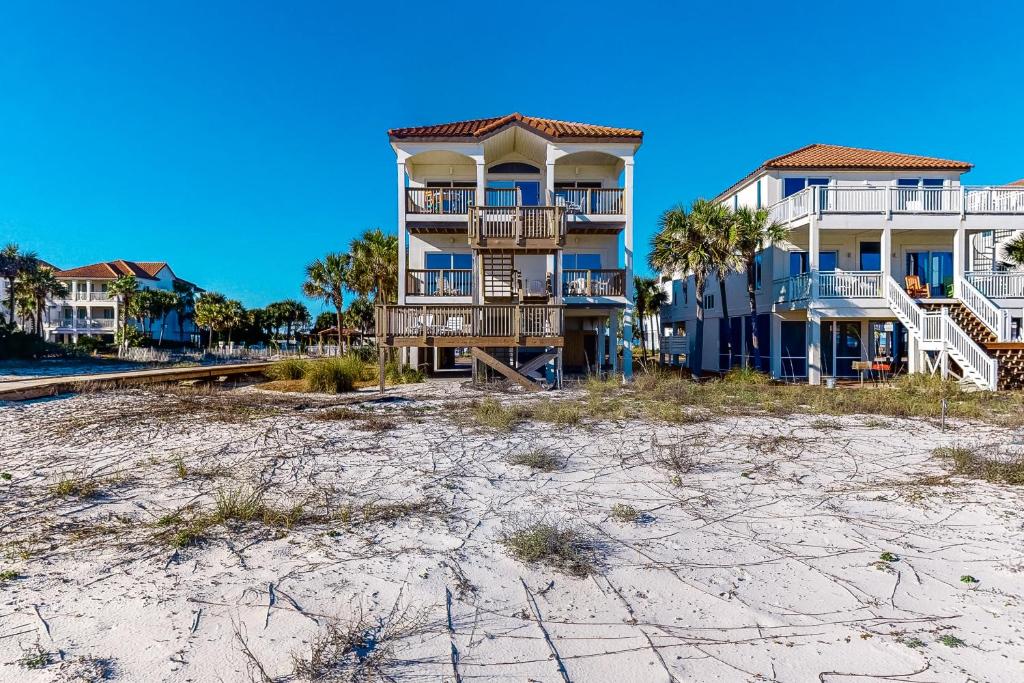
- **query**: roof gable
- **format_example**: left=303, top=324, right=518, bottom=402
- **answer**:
left=56, top=260, right=165, bottom=280
left=389, top=112, right=643, bottom=142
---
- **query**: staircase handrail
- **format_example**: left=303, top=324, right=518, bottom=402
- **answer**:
left=884, top=276, right=923, bottom=334
left=942, top=309, right=998, bottom=391
left=958, top=276, right=1010, bottom=341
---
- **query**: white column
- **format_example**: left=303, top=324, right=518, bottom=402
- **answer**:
left=610, top=309, right=619, bottom=375
left=880, top=226, right=892, bottom=282
left=545, top=160, right=555, bottom=207
left=622, top=157, right=635, bottom=379
left=808, top=216, right=820, bottom=300
left=397, top=159, right=408, bottom=302
left=410, top=347, right=419, bottom=369
left=473, top=157, right=486, bottom=306
left=807, top=311, right=822, bottom=385
left=597, top=318, right=607, bottom=374
left=953, top=224, right=966, bottom=297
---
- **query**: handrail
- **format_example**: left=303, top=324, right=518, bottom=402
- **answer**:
left=885, top=276, right=924, bottom=334
left=406, top=269, right=473, bottom=297
left=965, top=271, right=1024, bottom=298
left=772, top=273, right=811, bottom=304
left=551, top=188, right=624, bottom=215
left=468, top=206, right=565, bottom=247
left=767, top=185, right=1024, bottom=219
left=943, top=311, right=998, bottom=391
left=818, top=271, right=883, bottom=298
left=376, top=304, right=563, bottom=339
left=958, top=276, right=1009, bottom=341
left=405, top=187, right=476, bottom=215
left=561, top=269, right=626, bottom=296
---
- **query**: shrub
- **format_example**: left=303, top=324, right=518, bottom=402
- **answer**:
left=722, top=367, right=772, bottom=384
left=304, top=357, right=363, bottom=394
left=507, top=449, right=562, bottom=472
left=51, top=476, right=99, bottom=498
left=0, top=322, right=55, bottom=360
left=531, top=399, right=581, bottom=426
left=267, top=358, right=308, bottom=381
left=500, top=518, right=597, bottom=577
left=385, top=360, right=425, bottom=385
left=610, top=503, right=639, bottom=523
left=934, top=445, right=1024, bottom=485
left=471, top=398, right=530, bottom=431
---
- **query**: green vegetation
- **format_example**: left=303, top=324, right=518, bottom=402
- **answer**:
left=879, top=552, right=899, bottom=563
left=51, top=475, right=99, bottom=499
left=610, top=503, right=639, bottom=523
left=18, top=644, right=50, bottom=670
left=507, top=449, right=563, bottom=472
left=0, top=569, right=20, bottom=582
left=934, top=445, right=1024, bottom=485
left=265, top=354, right=424, bottom=394
left=470, top=397, right=531, bottom=431
left=960, top=575, right=980, bottom=584
left=938, top=634, right=966, bottom=648
left=500, top=518, right=597, bottom=577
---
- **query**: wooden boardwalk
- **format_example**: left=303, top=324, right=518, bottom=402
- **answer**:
left=0, top=362, right=273, bottom=402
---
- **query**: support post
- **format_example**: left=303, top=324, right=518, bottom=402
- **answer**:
left=953, top=224, right=966, bottom=298
left=378, top=347, right=385, bottom=395
left=623, top=156, right=635, bottom=381
left=610, top=310, right=619, bottom=376
left=597, top=318, right=607, bottom=376
left=807, top=311, right=822, bottom=386
left=397, top=159, right=408, bottom=302
left=880, top=225, right=892, bottom=283
left=770, top=314, right=782, bottom=379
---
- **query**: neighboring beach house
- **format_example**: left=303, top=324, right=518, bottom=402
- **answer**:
left=659, top=144, right=1024, bottom=390
left=378, top=113, right=641, bottom=388
left=45, top=260, right=201, bottom=344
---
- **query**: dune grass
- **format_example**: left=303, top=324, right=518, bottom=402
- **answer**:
left=265, top=354, right=424, bottom=394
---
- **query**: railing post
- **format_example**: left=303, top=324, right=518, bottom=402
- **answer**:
left=885, top=186, right=892, bottom=220
left=961, top=186, right=967, bottom=219
left=513, top=306, right=520, bottom=340
left=421, top=305, right=427, bottom=342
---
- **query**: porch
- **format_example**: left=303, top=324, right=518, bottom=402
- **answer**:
left=375, top=304, right=564, bottom=347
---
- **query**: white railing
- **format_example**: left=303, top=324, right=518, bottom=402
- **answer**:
left=407, top=269, right=473, bottom=297
left=965, top=271, right=1024, bottom=298
left=885, top=276, right=926, bottom=335
left=818, top=271, right=883, bottom=298
left=769, top=188, right=813, bottom=223
left=772, top=273, right=812, bottom=304
left=943, top=313, right=998, bottom=391
left=376, top=305, right=563, bottom=339
left=66, top=291, right=113, bottom=301
left=769, top=185, right=1024, bottom=221
left=55, top=318, right=117, bottom=331
left=660, top=336, right=688, bottom=356
left=405, top=187, right=476, bottom=215
left=923, top=312, right=943, bottom=342
left=958, top=277, right=1010, bottom=341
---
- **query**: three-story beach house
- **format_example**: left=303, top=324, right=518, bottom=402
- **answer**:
left=45, top=260, right=201, bottom=344
left=378, top=113, right=641, bottom=388
left=659, top=144, right=1024, bottom=390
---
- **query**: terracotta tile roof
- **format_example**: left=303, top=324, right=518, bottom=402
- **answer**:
left=763, top=143, right=972, bottom=171
left=388, top=113, right=642, bottom=141
left=56, top=260, right=168, bottom=280
left=714, top=143, right=974, bottom=202
left=1009, top=178, right=1024, bottom=186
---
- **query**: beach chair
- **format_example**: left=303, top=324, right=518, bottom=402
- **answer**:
left=904, top=275, right=930, bottom=298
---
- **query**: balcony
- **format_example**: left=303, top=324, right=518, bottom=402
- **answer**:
left=58, top=291, right=114, bottom=302
left=53, top=318, right=117, bottom=331
left=562, top=269, right=626, bottom=297
left=405, top=188, right=476, bottom=215
left=769, top=185, right=1024, bottom=225
left=468, top=206, right=565, bottom=249
left=376, top=304, right=564, bottom=347
left=773, top=271, right=884, bottom=306
left=551, top=188, right=624, bottom=216
left=406, top=269, right=473, bottom=297
left=965, top=271, right=1024, bottom=298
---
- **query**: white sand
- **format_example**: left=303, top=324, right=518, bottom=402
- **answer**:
left=1, top=380, right=1022, bottom=682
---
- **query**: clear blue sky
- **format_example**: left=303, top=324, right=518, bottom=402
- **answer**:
left=2, top=1, right=1022, bottom=314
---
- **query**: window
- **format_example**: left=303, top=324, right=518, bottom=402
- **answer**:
left=783, top=177, right=830, bottom=198
left=719, top=318, right=742, bottom=370
left=859, top=242, right=881, bottom=271
left=790, top=251, right=837, bottom=274
left=756, top=180, right=762, bottom=209
left=703, top=293, right=715, bottom=309
left=426, top=181, right=476, bottom=188
left=562, top=253, right=602, bottom=270
left=754, top=252, right=763, bottom=290
left=822, top=321, right=863, bottom=378
left=554, top=181, right=602, bottom=189
left=732, top=195, right=739, bottom=211
left=488, top=162, right=540, bottom=174
left=780, top=321, right=807, bottom=378
left=425, top=252, right=472, bottom=270
left=488, top=180, right=540, bottom=206
left=896, top=178, right=945, bottom=211
left=906, top=251, right=953, bottom=295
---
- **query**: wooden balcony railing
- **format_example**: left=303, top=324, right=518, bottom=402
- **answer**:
left=406, top=187, right=476, bottom=215
left=551, top=188, right=624, bottom=215
left=406, top=269, right=473, bottom=296
left=562, top=269, right=626, bottom=296
left=468, top=206, right=565, bottom=248
left=376, top=305, right=563, bottom=344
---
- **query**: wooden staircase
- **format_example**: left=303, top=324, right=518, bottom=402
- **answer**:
left=923, top=301, right=1024, bottom=390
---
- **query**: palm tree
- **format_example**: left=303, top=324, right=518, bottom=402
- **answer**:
left=345, top=295, right=375, bottom=337
left=302, top=253, right=351, bottom=354
left=733, top=207, right=790, bottom=370
left=223, top=299, right=246, bottom=345
left=107, top=274, right=139, bottom=349
left=273, top=299, right=309, bottom=343
left=649, top=202, right=729, bottom=378
left=146, top=290, right=178, bottom=346
left=17, top=267, right=68, bottom=338
left=172, top=280, right=196, bottom=344
left=688, top=199, right=738, bottom=369
left=194, top=291, right=227, bottom=348
left=633, top=276, right=669, bottom=364
left=0, top=244, right=39, bottom=325
left=348, top=228, right=399, bottom=304
left=1004, top=232, right=1024, bottom=269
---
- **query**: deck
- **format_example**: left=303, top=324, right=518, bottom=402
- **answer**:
left=0, top=362, right=273, bottom=401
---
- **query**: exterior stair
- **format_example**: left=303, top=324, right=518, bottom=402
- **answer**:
left=470, top=347, right=545, bottom=392
left=923, top=301, right=1024, bottom=390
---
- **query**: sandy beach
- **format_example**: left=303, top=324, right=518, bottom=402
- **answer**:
left=1, top=379, right=1022, bottom=682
